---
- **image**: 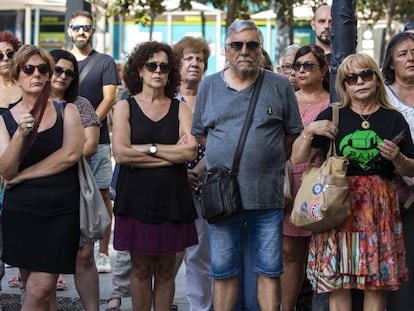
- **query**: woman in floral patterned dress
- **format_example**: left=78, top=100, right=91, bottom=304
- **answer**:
left=291, top=53, right=414, bottom=310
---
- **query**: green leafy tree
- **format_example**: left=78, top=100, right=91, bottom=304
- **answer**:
left=107, top=0, right=414, bottom=47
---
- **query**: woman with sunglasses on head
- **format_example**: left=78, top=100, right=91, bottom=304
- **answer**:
left=281, top=44, right=330, bottom=311
left=111, top=41, right=198, bottom=311
left=49, top=49, right=101, bottom=311
left=291, top=52, right=414, bottom=311
left=0, top=45, right=84, bottom=311
left=382, top=31, right=414, bottom=311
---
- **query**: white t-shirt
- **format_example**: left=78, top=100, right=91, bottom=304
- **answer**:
left=386, top=85, right=414, bottom=139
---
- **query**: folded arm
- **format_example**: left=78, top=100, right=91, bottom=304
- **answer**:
left=112, top=100, right=172, bottom=168
left=4, top=104, right=84, bottom=186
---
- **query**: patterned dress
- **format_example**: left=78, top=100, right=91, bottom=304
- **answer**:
left=306, top=106, right=411, bottom=293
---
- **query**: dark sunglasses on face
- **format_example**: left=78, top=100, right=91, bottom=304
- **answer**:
left=54, top=66, right=76, bottom=80
left=0, top=50, right=14, bottom=61
left=292, top=61, right=319, bottom=72
left=70, top=24, right=93, bottom=32
left=281, top=64, right=294, bottom=74
left=228, top=41, right=260, bottom=52
left=404, top=22, right=414, bottom=31
left=21, top=64, right=50, bottom=75
left=343, top=69, right=375, bottom=86
left=145, top=62, right=171, bottom=74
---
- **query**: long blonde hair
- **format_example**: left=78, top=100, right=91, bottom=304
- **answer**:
left=335, top=53, right=394, bottom=110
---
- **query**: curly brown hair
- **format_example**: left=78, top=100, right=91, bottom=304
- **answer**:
left=123, top=41, right=180, bottom=98
left=0, top=30, right=21, bottom=52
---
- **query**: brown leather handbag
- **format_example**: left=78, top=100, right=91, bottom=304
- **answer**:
left=290, top=106, right=351, bottom=232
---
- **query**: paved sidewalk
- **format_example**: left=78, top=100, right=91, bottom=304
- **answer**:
left=1, top=239, right=190, bottom=311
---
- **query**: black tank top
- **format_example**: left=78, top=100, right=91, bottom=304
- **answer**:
left=113, top=97, right=196, bottom=224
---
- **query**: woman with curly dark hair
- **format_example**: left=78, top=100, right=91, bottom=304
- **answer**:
left=111, top=41, right=198, bottom=310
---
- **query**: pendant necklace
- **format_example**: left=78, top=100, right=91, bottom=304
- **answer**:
left=359, top=113, right=372, bottom=129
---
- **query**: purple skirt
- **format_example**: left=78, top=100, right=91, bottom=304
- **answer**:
left=113, top=216, right=198, bottom=254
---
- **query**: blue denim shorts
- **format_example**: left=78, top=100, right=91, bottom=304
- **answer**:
left=89, top=144, right=113, bottom=189
left=208, top=209, right=283, bottom=279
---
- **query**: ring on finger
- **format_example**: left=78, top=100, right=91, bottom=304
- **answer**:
left=326, top=128, right=334, bottom=135
left=27, top=123, right=34, bottom=129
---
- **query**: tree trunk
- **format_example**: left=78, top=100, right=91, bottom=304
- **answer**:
left=226, top=0, right=238, bottom=29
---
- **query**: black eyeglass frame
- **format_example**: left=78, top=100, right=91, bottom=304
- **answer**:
left=281, top=64, right=294, bottom=74
left=0, top=50, right=15, bottom=61
left=20, top=64, right=50, bottom=75
left=227, top=41, right=261, bottom=52
left=404, top=22, right=414, bottom=31
left=292, top=61, right=320, bottom=72
left=343, top=69, right=376, bottom=86
left=54, top=66, right=76, bottom=80
left=70, top=24, right=93, bottom=32
left=144, top=62, right=171, bottom=74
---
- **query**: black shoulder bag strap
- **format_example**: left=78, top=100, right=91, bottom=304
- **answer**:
left=232, top=70, right=265, bottom=173
left=79, top=52, right=101, bottom=86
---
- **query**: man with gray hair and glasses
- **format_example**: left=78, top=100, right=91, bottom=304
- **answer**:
left=192, top=19, right=303, bottom=310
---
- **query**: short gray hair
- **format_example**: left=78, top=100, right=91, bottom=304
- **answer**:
left=279, top=45, right=300, bottom=65
left=225, top=20, right=263, bottom=45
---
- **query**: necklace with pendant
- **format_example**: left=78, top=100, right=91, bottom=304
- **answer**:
left=359, top=113, right=372, bottom=129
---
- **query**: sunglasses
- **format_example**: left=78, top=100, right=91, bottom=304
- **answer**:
left=21, top=64, right=50, bottom=75
left=343, top=69, right=375, bottom=86
left=70, top=24, right=93, bottom=32
left=54, top=66, right=76, bottom=80
left=292, top=62, right=320, bottom=72
left=404, top=22, right=414, bottom=31
left=228, top=41, right=260, bottom=52
left=0, top=50, right=14, bottom=61
left=281, top=64, right=294, bottom=74
left=145, top=62, right=171, bottom=74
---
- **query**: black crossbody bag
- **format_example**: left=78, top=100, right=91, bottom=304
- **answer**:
left=197, top=70, right=265, bottom=224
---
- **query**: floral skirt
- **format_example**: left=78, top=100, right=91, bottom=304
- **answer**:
left=307, top=175, right=408, bottom=293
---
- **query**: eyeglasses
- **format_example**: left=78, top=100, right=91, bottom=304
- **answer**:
left=228, top=41, right=260, bottom=52
left=70, top=24, right=93, bottom=32
left=404, top=22, right=414, bottom=31
left=281, top=64, right=294, bottom=74
left=20, top=64, right=50, bottom=75
left=54, top=66, right=76, bottom=80
left=343, top=69, right=375, bottom=86
left=145, top=62, right=171, bottom=74
left=292, top=62, right=320, bottom=72
left=0, top=50, right=14, bottom=61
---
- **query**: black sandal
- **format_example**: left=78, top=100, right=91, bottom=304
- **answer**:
left=106, top=297, right=121, bottom=311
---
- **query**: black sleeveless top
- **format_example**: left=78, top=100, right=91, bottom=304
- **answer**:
left=1, top=102, right=79, bottom=216
left=113, top=97, right=196, bottom=224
